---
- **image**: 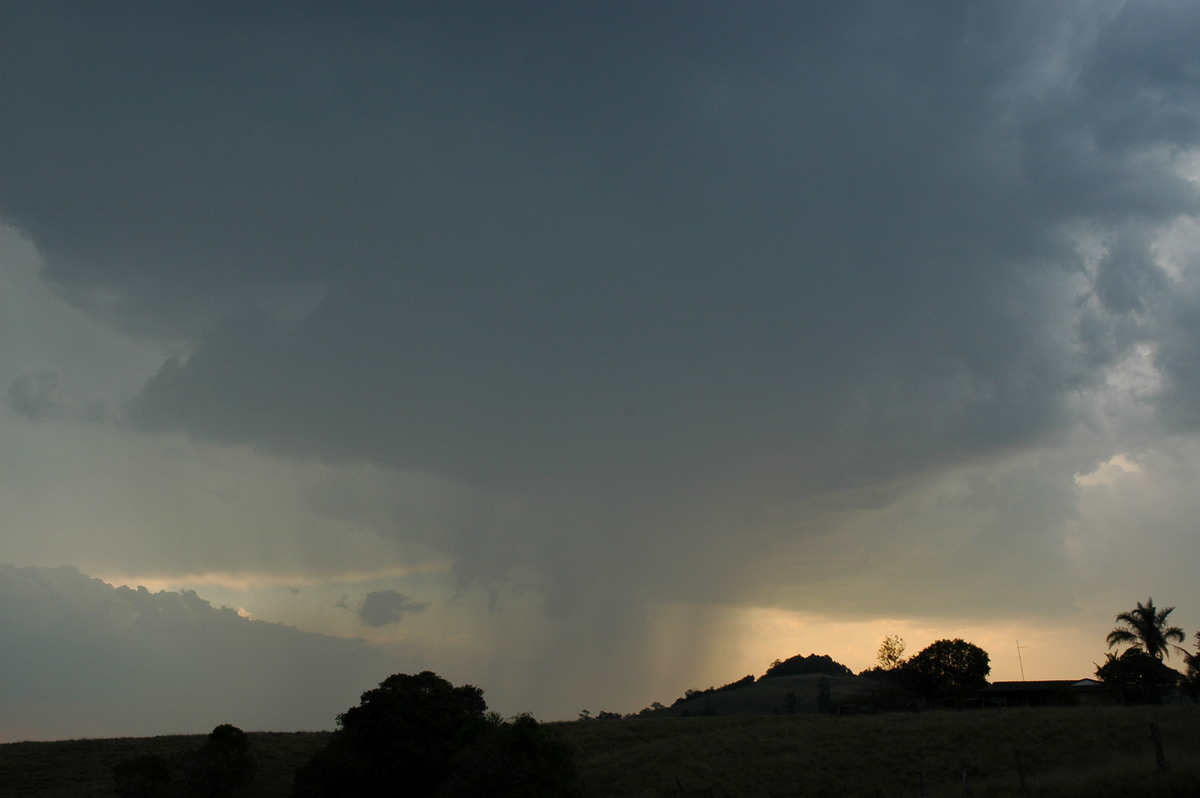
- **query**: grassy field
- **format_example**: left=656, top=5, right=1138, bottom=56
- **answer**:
left=555, top=704, right=1200, bottom=797
left=0, top=732, right=330, bottom=798
left=1, top=705, right=1198, bottom=797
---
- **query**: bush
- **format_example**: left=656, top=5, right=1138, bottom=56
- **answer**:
left=1095, top=648, right=1181, bottom=704
left=293, top=671, right=577, bottom=797
left=112, top=725, right=255, bottom=798
left=1183, top=631, right=1200, bottom=699
left=182, top=724, right=256, bottom=797
left=437, top=714, right=579, bottom=797
left=817, top=678, right=831, bottom=713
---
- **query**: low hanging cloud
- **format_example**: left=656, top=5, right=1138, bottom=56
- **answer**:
left=0, top=563, right=401, bottom=741
left=351, top=589, right=429, bottom=628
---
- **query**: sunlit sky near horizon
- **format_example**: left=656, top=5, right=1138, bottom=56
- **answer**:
left=4, top=1, right=1200, bottom=741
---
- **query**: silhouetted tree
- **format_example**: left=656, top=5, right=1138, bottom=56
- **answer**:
left=293, top=671, right=576, bottom=798
left=763, top=653, right=853, bottom=678
left=1181, top=631, right=1200, bottom=699
left=1095, top=648, right=1181, bottom=704
left=901, top=639, right=990, bottom=700
left=877, top=635, right=905, bottom=671
left=180, top=724, right=255, bottom=798
left=437, top=713, right=578, bottom=797
left=817, top=678, right=831, bottom=713
left=113, top=725, right=255, bottom=798
left=1106, top=597, right=1186, bottom=660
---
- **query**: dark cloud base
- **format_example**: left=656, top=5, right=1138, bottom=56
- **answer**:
left=2, top=2, right=1200, bottom=733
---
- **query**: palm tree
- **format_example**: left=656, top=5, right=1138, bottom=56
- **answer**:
left=1106, top=597, right=1186, bottom=660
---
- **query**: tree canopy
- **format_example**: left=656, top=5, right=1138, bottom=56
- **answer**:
left=763, top=653, right=853, bottom=679
left=901, top=639, right=990, bottom=700
left=186, top=723, right=256, bottom=797
left=1106, top=597, right=1186, bottom=660
left=876, top=635, right=905, bottom=671
left=112, top=723, right=256, bottom=798
left=1184, top=632, right=1200, bottom=699
left=1095, top=648, right=1181, bottom=704
left=293, top=671, right=576, bottom=798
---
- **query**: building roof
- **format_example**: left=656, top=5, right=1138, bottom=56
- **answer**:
left=981, top=679, right=1101, bottom=693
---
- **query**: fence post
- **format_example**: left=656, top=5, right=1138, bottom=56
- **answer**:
left=1149, top=723, right=1167, bottom=772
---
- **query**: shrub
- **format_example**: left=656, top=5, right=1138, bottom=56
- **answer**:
left=817, top=678, right=831, bottom=713
left=1095, top=648, right=1181, bottom=704
left=113, top=725, right=256, bottom=798
left=437, top=713, right=579, bottom=797
left=293, top=671, right=577, bottom=797
left=182, top=724, right=256, bottom=797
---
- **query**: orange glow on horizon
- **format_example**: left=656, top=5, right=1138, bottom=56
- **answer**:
left=722, top=607, right=1116, bottom=684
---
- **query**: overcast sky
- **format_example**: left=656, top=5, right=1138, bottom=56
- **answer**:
left=3, top=1, right=1200, bottom=740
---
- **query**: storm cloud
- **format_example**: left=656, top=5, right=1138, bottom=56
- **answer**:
left=2, top=2, right=1200, bottom=736
left=0, top=564, right=398, bottom=740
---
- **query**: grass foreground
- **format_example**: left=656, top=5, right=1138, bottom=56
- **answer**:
left=555, top=704, right=1200, bottom=797
left=1, top=705, right=1198, bottom=797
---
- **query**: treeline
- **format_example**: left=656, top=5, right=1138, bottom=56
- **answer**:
left=113, top=672, right=578, bottom=798
left=577, top=673, right=759, bottom=721
left=113, top=724, right=255, bottom=797
left=669, top=653, right=855, bottom=709
left=1094, top=597, right=1200, bottom=704
left=584, top=653, right=861, bottom=719
left=763, top=653, right=854, bottom=679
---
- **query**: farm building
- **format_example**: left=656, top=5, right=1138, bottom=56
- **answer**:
left=979, top=679, right=1107, bottom=707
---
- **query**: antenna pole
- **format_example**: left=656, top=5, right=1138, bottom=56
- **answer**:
left=1016, top=639, right=1029, bottom=681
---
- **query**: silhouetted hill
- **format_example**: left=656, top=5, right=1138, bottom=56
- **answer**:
left=652, top=673, right=879, bottom=717
left=762, top=652, right=854, bottom=678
